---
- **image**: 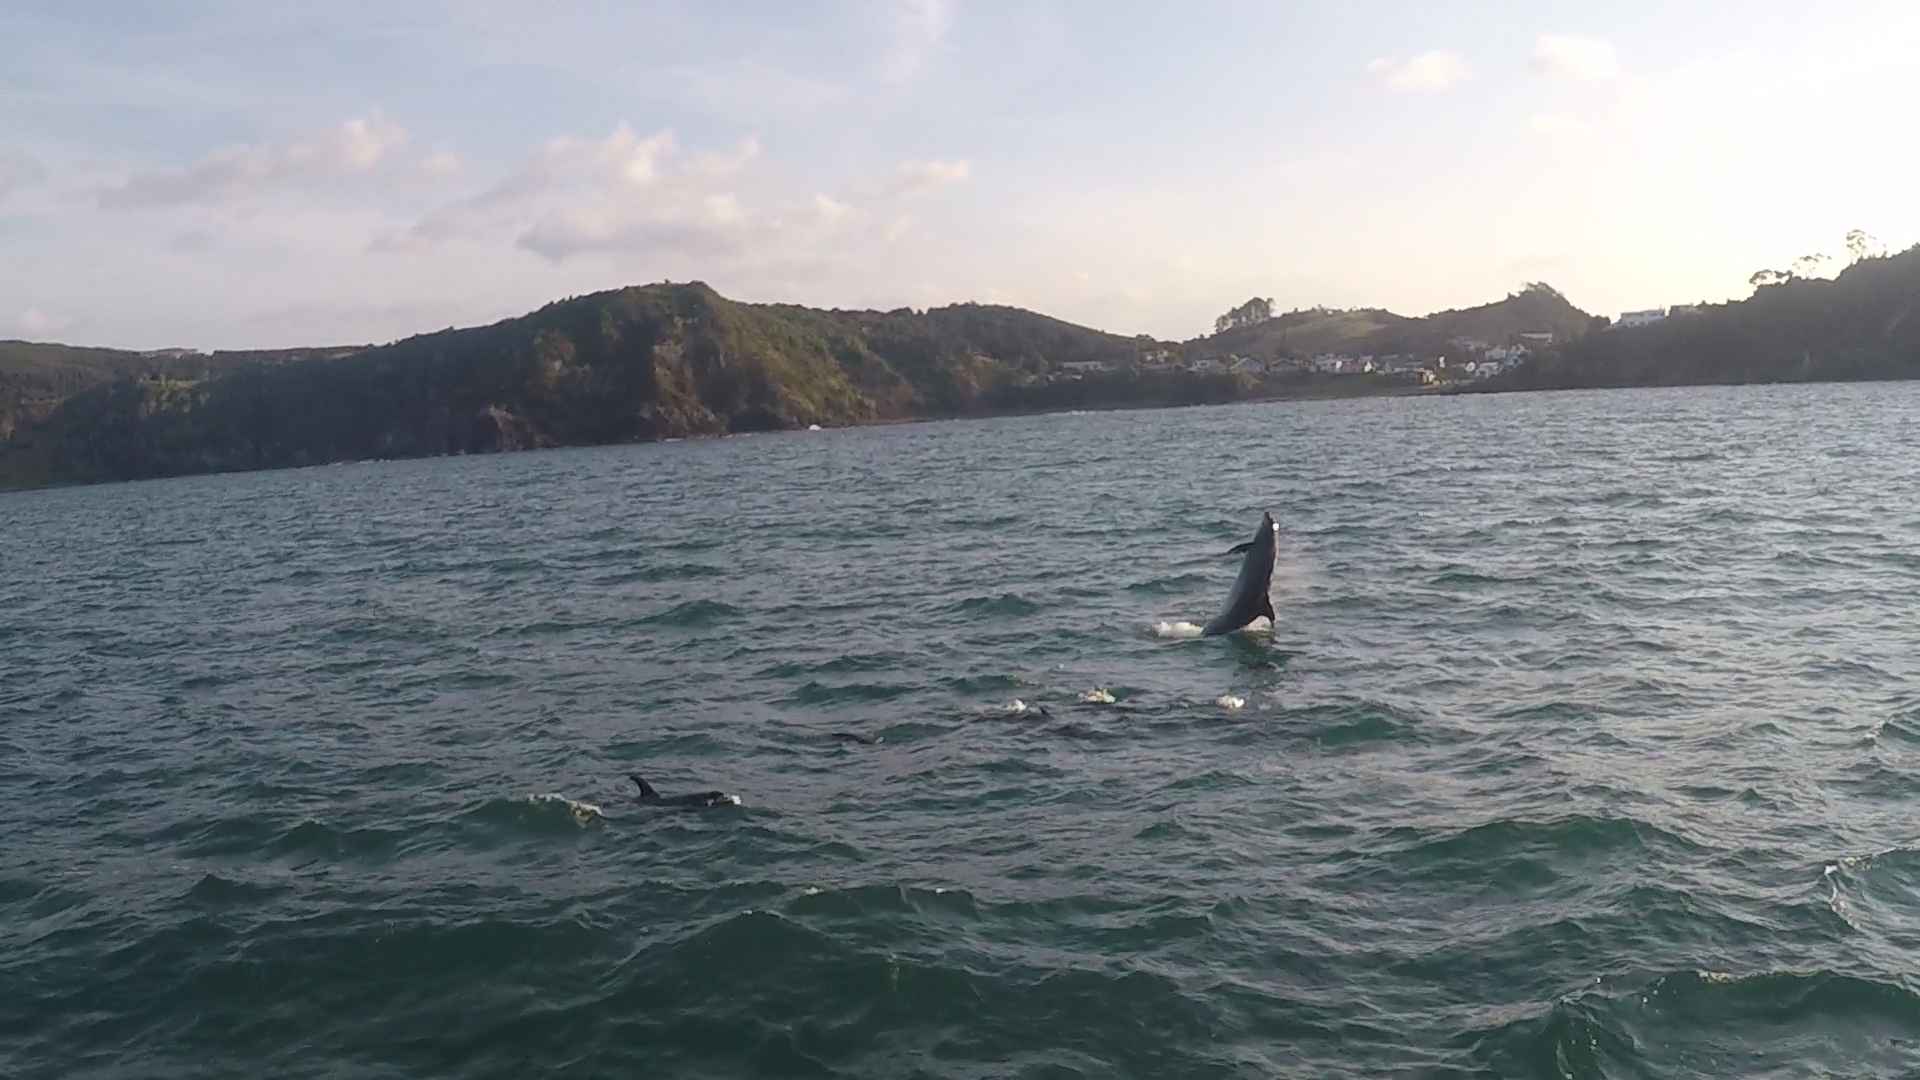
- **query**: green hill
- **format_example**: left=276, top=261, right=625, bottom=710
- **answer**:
left=1195, top=283, right=1593, bottom=360
left=1199, top=306, right=1408, bottom=359
left=1498, top=246, right=1920, bottom=390
left=0, top=340, right=363, bottom=443
left=0, top=283, right=1197, bottom=489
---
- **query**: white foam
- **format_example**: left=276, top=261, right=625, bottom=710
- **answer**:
left=1005, top=698, right=1029, bottom=713
left=1215, top=694, right=1246, bottom=710
left=1823, top=863, right=1858, bottom=929
left=1080, top=688, right=1117, bottom=705
left=1154, top=621, right=1204, bottom=639
left=530, top=793, right=604, bottom=825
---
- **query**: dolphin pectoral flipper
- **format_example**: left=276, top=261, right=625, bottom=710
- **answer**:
left=1258, top=595, right=1275, bottom=623
left=1224, top=541, right=1255, bottom=556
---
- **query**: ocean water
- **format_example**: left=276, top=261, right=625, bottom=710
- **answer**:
left=6, top=382, right=1920, bottom=1078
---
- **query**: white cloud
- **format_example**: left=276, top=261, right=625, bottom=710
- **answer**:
left=691, top=136, right=762, bottom=177
left=420, top=150, right=463, bottom=178
left=1367, top=51, right=1472, bottom=93
left=894, top=158, right=971, bottom=194
left=380, top=124, right=799, bottom=263
left=516, top=205, right=750, bottom=262
left=1530, top=111, right=1593, bottom=138
left=170, top=229, right=218, bottom=253
left=0, top=149, right=47, bottom=201
left=814, top=193, right=852, bottom=223
left=381, top=124, right=677, bottom=250
left=1533, top=34, right=1620, bottom=81
left=671, top=61, right=851, bottom=118
left=101, top=114, right=408, bottom=208
left=880, top=0, right=953, bottom=83
left=18, top=307, right=70, bottom=336
left=534, top=125, right=675, bottom=187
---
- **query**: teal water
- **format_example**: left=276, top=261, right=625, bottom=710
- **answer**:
left=7, top=383, right=1920, bottom=1078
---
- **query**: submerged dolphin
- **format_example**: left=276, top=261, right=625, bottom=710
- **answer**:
left=628, top=773, right=741, bottom=808
left=1202, top=511, right=1278, bottom=636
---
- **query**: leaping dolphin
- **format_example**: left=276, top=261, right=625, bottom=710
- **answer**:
left=1202, top=511, right=1278, bottom=636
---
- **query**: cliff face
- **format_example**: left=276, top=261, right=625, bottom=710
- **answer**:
left=0, top=283, right=1150, bottom=488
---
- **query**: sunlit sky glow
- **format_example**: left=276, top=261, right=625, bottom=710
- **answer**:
left=3, top=1, right=1916, bottom=349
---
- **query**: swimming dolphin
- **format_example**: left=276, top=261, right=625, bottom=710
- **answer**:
left=1202, top=511, right=1278, bottom=636
left=628, top=773, right=741, bottom=808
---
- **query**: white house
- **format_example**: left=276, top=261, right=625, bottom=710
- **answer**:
left=1617, top=308, right=1667, bottom=329
left=1059, top=360, right=1110, bottom=376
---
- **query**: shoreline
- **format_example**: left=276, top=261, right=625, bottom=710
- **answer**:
left=7, top=373, right=1916, bottom=494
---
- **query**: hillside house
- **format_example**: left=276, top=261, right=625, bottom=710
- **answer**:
left=1058, top=360, right=1111, bottom=377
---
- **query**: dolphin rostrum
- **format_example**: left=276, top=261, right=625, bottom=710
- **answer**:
left=1202, top=511, right=1278, bottom=636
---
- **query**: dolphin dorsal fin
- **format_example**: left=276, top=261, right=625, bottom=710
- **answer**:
left=629, top=774, right=661, bottom=801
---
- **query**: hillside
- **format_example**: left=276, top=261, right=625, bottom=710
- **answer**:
left=1199, top=306, right=1409, bottom=359
left=1497, top=246, right=1920, bottom=390
left=1195, top=283, right=1593, bottom=360
left=0, top=340, right=363, bottom=443
left=0, top=284, right=1226, bottom=489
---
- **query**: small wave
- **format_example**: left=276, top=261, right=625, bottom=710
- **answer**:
left=761, top=652, right=904, bottom=679
left=940, top=672, right=1024, bottom=694
left=592, top=562, right=726, bottom=585
left=1079, top=688, right=1116, bottom=705
left=944, top=512, right=1022, bottom=529
left=527, top=792, right=605, bottom=825
left=270, top=819, right=406, bottom=861
left=1430, top=570, right=1506, bottom=588
left=944, top=593, right=1042, bottom=618
left=1459, top=967, right=1920, bottom=1078
left=181, top=872, right=290, bottom=907
left=785, top=680, right=916, bottom=706
left=637, top=599, right=742, bottom=627
left=1125, top=572, right=1211, bottom=595
left=1823, top=863, right=1858, bottom=929
left=1153, top=620, right=1203, bottom=639
left=785, top=882, right=981, bottom=921
left=461, top=794, right=607, bottom=833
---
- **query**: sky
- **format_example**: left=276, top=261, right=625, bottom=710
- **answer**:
left=3, top=0, right=1917, bottom=350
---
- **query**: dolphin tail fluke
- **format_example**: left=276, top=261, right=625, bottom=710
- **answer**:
left=628, top=773, right=661, bottom=801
